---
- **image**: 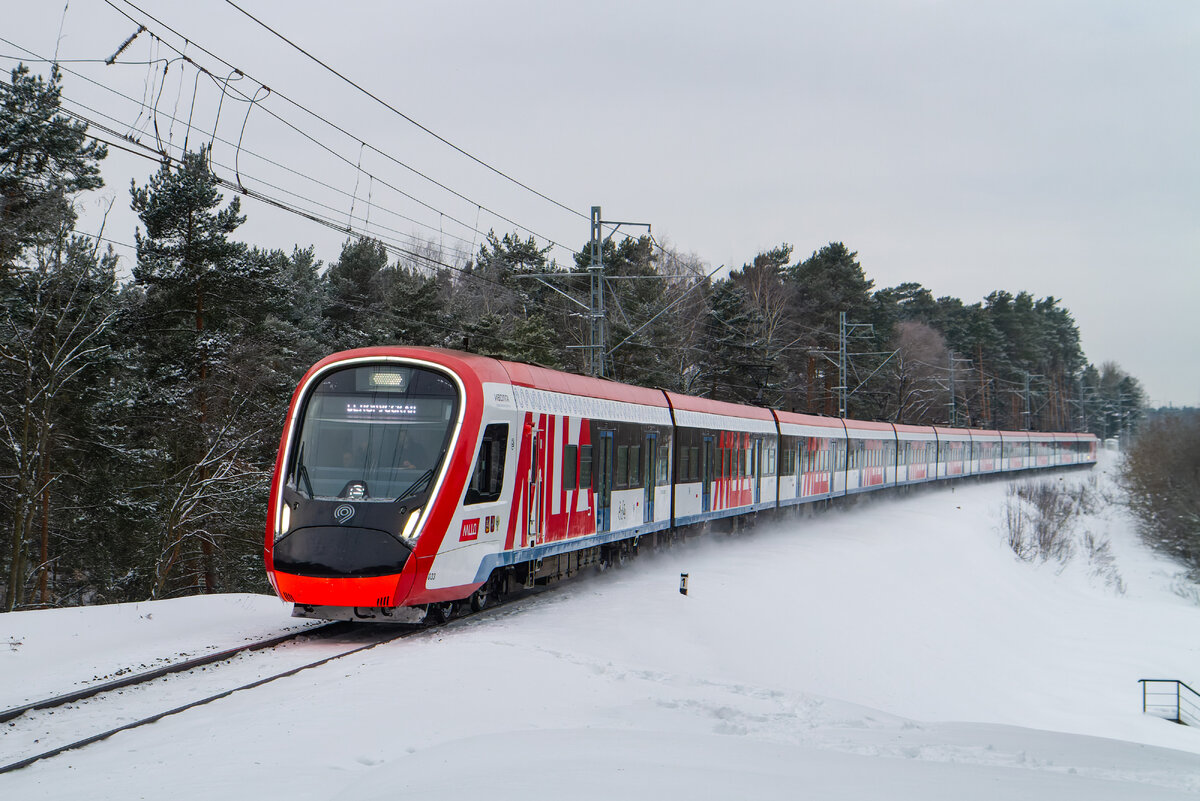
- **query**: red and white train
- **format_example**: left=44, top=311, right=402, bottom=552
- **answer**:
left=264, top=347, right=1097, bottom=621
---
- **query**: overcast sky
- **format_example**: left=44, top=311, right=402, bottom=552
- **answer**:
left=5, top=1, right=1197, bottom=406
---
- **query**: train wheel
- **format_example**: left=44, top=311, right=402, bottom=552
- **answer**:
left=468, top=585, right=490, bottom=612
left=423, top=602, right=454, bottom=624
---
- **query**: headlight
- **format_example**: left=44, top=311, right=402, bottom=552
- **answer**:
left=400, top=508, right=422, bottom=545
left=275, top=503, right=292, bottom=543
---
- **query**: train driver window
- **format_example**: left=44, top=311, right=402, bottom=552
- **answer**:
left=465, top=423, right=508, bottom=505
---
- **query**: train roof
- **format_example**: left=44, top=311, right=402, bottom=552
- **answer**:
left=500, top=360, right=670, bottom=407
left=773, top=410, right=846, bottom=429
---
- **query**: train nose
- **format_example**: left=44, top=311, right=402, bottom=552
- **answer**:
left=272, top=526, right=414, bottom=578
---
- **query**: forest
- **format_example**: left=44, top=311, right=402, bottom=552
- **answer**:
left=1, top=64, right=1147, bottom=609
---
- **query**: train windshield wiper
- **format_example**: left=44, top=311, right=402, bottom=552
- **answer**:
left=396, top=469, right=433, bottom=503
left=295, top=445, right=315, bottom=498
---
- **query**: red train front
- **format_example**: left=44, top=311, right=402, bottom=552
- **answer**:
left=264, top=348, right=503, bottom=621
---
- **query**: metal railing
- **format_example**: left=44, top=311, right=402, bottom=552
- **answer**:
left=1139, top=679, right=1200, bottom=726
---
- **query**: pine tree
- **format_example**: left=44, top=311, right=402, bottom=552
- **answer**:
left=786, top=243, right=877, bottom=416
left=697, top=279, right=768, bottom=404
left=129, top=146, right=277, bottom=598
left=0, top=64, right=106, bottom=274
left=324, top=237, right=389, bottom=348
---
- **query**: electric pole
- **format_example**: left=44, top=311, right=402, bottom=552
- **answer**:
left=586, top=206, right=651, bottom=378
left=947, top=351, right=972, bottom=426
left=1022, top=371, right=1044, bottom=430
left=588, top=206, right=605, bottom=379
left=830, top=311, right=877, bottom=418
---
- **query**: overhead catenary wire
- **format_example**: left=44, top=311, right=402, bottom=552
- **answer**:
left=0, top=43, right=484, bottom=262
left=99, top=0, right=584, bottom=263
left=219, top=0, right=589, bottom=224
left=3, top=68, right=514, bottom=293
left=8, top=20, right=661, bottom=280
left=50, top=128, right=557, bottom=315
left=220, top=0, right=669, bottom=257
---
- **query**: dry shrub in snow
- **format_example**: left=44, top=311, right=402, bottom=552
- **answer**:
left=1122, top=412, right=1200, bottom=578
left=1003, top=476, right=1123, bottom=591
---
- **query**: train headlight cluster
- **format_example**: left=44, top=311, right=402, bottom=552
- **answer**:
left=399, top=508, right=422, bottom=547
left=275, top=503, right=292, bottom=544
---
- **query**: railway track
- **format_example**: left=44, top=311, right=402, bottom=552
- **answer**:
left=0, top=620, right=428, bottom=775
left=0, top=560, right=605, bottom=775
left=0, top=622, right=343, bottom=725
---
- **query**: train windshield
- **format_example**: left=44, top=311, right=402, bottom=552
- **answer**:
left=289, top=364, right=460, bottom=501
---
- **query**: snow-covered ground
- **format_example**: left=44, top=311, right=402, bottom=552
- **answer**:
left=3, top=453, right=1200, bottom=799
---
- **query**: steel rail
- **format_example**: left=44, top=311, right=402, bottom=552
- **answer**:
left=0, top=623, right=426, bottom=775
left=0, top=622, right=343, bottom=725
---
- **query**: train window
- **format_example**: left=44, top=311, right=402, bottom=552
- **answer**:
left=292, top=364, right=461, bottom=500
left=657, top=445, right=670, bottom=484
left=616, top=446, right=629, bottom=488
left=766, top=445, right=776, bottom=476
left=563, top=444, right=578, bottom=490
left=579, top=445, right=593, bottom=489
left=678, top=446, right=690, bottom=482
left=689, top=446, right=700, bottom=481
left=629, top=445, right=641, bottom=487
left=465, top=423, right=508, bottom=505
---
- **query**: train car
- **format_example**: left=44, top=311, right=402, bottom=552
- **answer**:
left=969, top=429, right=1003, bottom=475
left=773, top=411, right=845, bottom=505
left=1029, top=432, right=1056, bottom=468
left=666, top=392, right=778, bottom=526
left=892, top=423, right=937, bottom=486
left=843, top=419, right=896, bottom=493
left=1000, top=430, right=1031, bottom=472
left=933, top=426, right=972, bottom=478
left=266, top=346, right=1098, bottom=622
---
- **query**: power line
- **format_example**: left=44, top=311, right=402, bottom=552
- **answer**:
left=219, top=0, right=589, bottom=224
left=0, top=41, right=489, bottom=261
left=99, top=0, right=583, bottom=262
left=7, top=85, right=616, bottom=331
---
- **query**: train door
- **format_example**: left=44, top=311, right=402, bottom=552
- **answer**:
left=701, top=434, right=714, bottom=513
left=644, top=432, right=657, bottom=523
left=526, top=428, right=544, bottom=546
left=752, top=437, right=762, bottom=505
left=596, top=430, right=614, bottom=533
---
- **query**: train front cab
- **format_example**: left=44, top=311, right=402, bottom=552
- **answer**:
left=265, top=348, right=502, bottom=619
